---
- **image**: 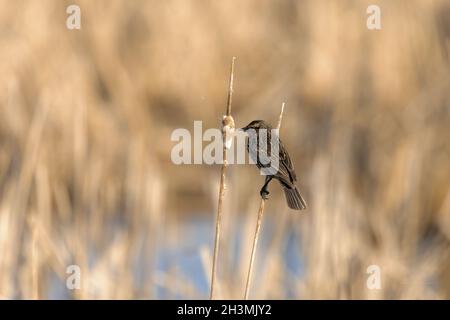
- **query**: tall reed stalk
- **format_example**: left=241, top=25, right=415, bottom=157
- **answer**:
left=210, top=57, right=236, bottom=299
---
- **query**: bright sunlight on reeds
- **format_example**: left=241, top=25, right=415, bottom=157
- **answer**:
left=0, top=0, right=449, bottom=299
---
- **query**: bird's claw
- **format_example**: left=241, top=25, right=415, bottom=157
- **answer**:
left=260, top=189, right=270, bottom=200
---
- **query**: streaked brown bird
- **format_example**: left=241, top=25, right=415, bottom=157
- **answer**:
left=241, top=120, right=307, bottom=210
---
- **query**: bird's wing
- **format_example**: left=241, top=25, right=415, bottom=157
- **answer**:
left=248, top=132, right=297, bottom=186
left=277, top=138, right=297, bottom=185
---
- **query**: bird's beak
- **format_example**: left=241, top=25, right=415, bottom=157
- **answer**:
left=239, top=126, right=248, bottom=132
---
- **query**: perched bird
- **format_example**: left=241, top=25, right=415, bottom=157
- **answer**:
left=241, top=120, right=307, bottom=210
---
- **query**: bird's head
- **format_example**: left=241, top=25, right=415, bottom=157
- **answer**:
left=240, top=120, right=272, bottom=132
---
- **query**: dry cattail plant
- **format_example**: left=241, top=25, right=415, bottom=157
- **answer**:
left=210, top=57, right=236, bottom=299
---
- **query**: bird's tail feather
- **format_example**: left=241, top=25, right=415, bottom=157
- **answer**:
left=284, top=187, right=307, bottom=210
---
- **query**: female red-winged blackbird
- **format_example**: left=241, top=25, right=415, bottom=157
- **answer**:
left=241, top=120, right=307, bottom=210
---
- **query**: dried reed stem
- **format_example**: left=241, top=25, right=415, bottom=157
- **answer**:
left=244, top=198, right=265, bottom=299
left=244, top=102, right=285, bottom=299
left=277, top=102, right=285, bottom=130
left=210, top=57, right=236, bottom=299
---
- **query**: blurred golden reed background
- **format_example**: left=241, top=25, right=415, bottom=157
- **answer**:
left=0, top=0, right=449, bottom=299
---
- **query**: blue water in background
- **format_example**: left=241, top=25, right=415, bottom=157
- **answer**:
left=155, top=216, right=305, bottom=299
left=48, top=216, right=304, bottom=299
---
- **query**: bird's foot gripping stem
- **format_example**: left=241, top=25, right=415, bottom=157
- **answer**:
left=260, top=188, right=270, bottom=200
left=260, top=176, right=273, bottom=200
